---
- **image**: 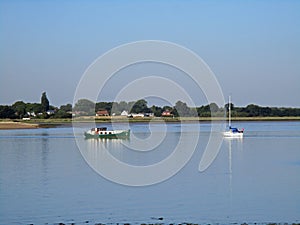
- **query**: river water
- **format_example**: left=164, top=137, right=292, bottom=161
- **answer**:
left=0, top=121, right=299, bottom=225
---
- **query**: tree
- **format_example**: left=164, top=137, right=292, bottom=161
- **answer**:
left=245, top=104, right=260, bottom=117
left=73, top=99, right=95, bottom=115
left=197, top=104, right=211, bottom=117
left=175, top=101, right=188, bottom=117
left=60, top=104, right=72, bottom=112
left=209, top=103, right=219, bottom=113
left=130, top=99, right=150, bottom=113
left=111, top=101, right=131, bottom=115
left=225, top=102, right=234, bottom=112
left=12, top=101, right=27, bottom=118
left=41, top=92, right=50, bottom=112
left=26, top=103, right=42, bottom=114
left=0, top=105, right=16, bottom=119
left=95, top=102, right=113, bottom=114
left=174, top=101, right=197, bottom=117
left=151, top=105, right=163, bottom=117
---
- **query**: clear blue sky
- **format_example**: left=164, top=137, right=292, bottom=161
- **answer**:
left=1, top=0, right=299, bottom=107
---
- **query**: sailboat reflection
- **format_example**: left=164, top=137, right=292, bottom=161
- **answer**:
left=224, top=137, right=243, bottom=200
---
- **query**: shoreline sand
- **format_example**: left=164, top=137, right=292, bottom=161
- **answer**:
left=0, top=121, right=40, bottom=130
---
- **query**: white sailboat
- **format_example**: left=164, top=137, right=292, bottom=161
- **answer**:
left=223, top=96, right=244, bottom=138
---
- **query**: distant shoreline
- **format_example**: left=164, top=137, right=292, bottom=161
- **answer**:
left=1, top=116, right=300, bottom=130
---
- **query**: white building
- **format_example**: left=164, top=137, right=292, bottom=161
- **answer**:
left=128, top=113, right=144, bottom=118
left=121, top=110, right=129, bottom=116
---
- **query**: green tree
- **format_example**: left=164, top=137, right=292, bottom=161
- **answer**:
left=26, top=103, right=42, bottom=114
left=130, top=99, right=149, bottom=113
left=41, top=92, right=50, bottom=112
left=225, top=102, right=234, bottom=112
left=60, top=103, right=72, bottom=112
left=174, top=101, right=196, bottom=117
left=0, top=105, right=16, bottom=119
left=197, top=104, right=211, bottom=117
left=73, top=99, right=95, bottom=115
left=95, top=102, right=113, bottom=114
left=52, top=103, right=72, bottom=118
left=245, top=104, right=260, bottom=117
left=12, top=101, right=27, bottom=118
left=151, top=105, right=163, bottom=117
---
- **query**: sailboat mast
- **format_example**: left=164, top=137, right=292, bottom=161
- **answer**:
left=228, top=95, right=231, bottom=128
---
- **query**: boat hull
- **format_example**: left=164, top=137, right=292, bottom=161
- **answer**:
left=84, top=130, right=130, bottom=139
left=223, top=131, right=243, bottom=138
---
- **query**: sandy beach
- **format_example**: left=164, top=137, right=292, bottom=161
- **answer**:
left=0, top=121, right=39, bottom=130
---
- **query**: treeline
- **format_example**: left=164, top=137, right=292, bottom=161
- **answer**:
left=1, top=95, right=300, bottom=119
left=0, top=92, right=72, bottom=119
left=231, top=104, right=300, bottom=117
left=72, top=99, right=300, bottom=117
left=72, top=99, right=207, bottom=117
left=0, top=102, right=73, bottom=119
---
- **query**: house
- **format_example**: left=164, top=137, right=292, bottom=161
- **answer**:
left=27, top=112, right=36, bottom=117
left=162, top=110, right=173, bottom=117
left=46, top=110, right=55, bottom=115
left=128, top=113, right=144, bottom=118
left=72, top=111, right=87, bottom=116
left=144, top=113, right=154, bottom=117
left=96, top=110, right=109, bottom=116
left=121, top=110, right=129, bottom=116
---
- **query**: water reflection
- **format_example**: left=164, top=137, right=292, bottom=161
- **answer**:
left=82, top=131, right=183, bottom=167
left=41, top=132, right=50, bottom=188
left=85, top=137, right=125, bottom=148
left=79, top=129, right=201, bottom=186
left=85, top=138, right=124, bottom=166
left=223, top=137, right=244, bottom=205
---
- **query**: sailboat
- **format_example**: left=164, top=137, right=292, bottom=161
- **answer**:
left=223, top=96, right=244, bottom=138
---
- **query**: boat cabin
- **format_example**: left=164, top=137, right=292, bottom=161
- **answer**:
left=229, top=126, right=244, bottom=133
left=93, top=127, right=107, bottom=132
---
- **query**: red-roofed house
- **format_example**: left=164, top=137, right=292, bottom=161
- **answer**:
left=96, top=110, right=109, bottom=116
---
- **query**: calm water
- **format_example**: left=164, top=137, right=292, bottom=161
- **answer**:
left=0, top=121, right=299, bottom=225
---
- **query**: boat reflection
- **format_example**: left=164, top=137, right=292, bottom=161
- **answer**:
left=223, top=137, right=243, bottom=205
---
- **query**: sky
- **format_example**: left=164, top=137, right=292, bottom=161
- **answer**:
left=1, top=0, right=300, bottom=107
